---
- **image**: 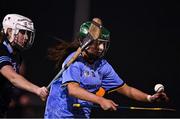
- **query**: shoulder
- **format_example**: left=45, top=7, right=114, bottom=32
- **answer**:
left=0, top=43, right=10, bottom=56
left=97, top=59, right=110, bottom=68
left=0, top=43, right=12, bottom=69
left=62, top=52, right=84, bottom=68
left=62, top=52, right=76, bottom=65
left=96, top=59, right=115, bottom=73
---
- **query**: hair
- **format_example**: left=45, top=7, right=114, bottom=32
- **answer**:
left=47, top=37, right=80, bottom=70
left=0, top=31, right=4, bottom=44
left=0, top=28, right=10, bottom=44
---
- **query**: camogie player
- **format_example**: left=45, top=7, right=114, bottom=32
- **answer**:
left=0, top=14, right=48, bottom=117
left=44, top=18, right=169, bottom=118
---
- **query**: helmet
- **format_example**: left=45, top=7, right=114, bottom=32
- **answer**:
left=79, top=21, right=110, bottom=58
left=79, top=21, right=110, bottom=42
left=2, top=14, right=35, bottom=49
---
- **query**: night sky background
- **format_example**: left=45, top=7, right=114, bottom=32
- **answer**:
left=0, top=0, right=179, bottom=118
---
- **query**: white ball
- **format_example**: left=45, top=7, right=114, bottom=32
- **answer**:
left=154, top=84, right=164, bottom=92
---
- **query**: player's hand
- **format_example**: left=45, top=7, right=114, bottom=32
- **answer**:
left=99, top=98, right=118, bottom=111
left=149, top=92, right=169, bottom=102
left=37, top=86, right=49, bottom=101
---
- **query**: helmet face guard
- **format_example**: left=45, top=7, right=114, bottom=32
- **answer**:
left=2, top=14, right=35, bottom=50
left=13, top=23, right=35, bottom=50
left=79, top=21, right=110, bottom=58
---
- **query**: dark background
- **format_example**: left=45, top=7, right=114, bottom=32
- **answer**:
left=0, top=0, right=179, bottom=118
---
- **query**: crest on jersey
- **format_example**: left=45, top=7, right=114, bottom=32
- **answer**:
left=83, top=70, right=95, bottom=77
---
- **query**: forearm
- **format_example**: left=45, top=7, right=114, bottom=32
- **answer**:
left=127, top=87, right=149, bottom=102
left=117, top=84, right=149, bottom=102
left=10, top=74, right=39, bottom=95
left=67, top=83, right=104, bottom=104
left=0, top=65, right=40, bottom=95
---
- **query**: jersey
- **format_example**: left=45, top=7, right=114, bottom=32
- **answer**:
left=44, top=52, right=125, bottom=118
left=0, top=39, right=22, bottom=117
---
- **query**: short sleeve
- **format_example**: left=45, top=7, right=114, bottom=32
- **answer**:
left=62, top=62, right=81, bottom=85
left=100, top=60, right=125, bottom=92
left=0, top=46, right=12, bottom=69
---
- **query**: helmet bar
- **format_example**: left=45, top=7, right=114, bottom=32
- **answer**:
left=91, top=20, right=103, bottom=29
left=98, top=38, right=110, bottom=42
left=15, top=23, right=34, bottom=32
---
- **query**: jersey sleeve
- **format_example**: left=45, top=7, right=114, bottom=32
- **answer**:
left=61, top=62, right=81, bottom=85
left=101, top=60, right=125, bottom=93
left=0, top=46, right=12, bottom=69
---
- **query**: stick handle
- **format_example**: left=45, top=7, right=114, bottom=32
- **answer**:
left=73, top=103, right=176, bottom=111
left=46, top=67, right=65, bottom=90
left=46, top=36, right=93, bottom=90
left=65, top=47, right=82, bottom=67
left=46, top=18, right=102, bottom=90
left=129, top=107, right=176, bottom=111
left=46, top=48, right=82, bottom=90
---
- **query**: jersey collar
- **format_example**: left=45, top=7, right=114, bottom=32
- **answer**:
left=3, top=39, right=13, bottom=53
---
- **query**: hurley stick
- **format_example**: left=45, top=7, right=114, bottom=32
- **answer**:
left=47, top=18, right=102, bottom=89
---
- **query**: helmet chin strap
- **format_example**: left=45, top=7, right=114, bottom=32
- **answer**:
left=11, top=41, right=23, bottom=51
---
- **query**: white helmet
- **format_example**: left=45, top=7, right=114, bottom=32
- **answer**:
left=2, top=14, right=35, bottom=49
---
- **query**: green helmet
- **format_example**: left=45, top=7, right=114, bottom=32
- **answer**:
left=79, top=21, right=110, bottom=58
left=79, top=21, right=110, bottom=42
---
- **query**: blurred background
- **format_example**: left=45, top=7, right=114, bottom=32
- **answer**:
left=0, top=0, right=179, bottom=118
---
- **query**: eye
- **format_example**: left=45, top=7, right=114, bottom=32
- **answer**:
left=19, top=30, right=26, bottom=34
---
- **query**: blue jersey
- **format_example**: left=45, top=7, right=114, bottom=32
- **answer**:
left=0, top=39, right=22, bottom=117
left=44, top=52, right=125, bottom=118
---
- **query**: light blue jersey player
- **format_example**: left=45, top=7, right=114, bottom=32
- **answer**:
left=45, top=51, right=125, bottom=118
left=44, top=20, right=125, bottom=118
left=45, top=19, right=169, bottom=118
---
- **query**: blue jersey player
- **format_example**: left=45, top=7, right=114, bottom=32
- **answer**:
left=45, top=19, right=169, bottom=118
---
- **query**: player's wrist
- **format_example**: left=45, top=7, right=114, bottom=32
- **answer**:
left=147, top=95, right=152, bottom=102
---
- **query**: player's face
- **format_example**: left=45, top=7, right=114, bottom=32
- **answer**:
left=87, top=40, right=105, bottom=58
left=13, top=30, right=32, bottom=48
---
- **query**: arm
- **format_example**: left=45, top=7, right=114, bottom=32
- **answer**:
left=116, top=84, right=169, bottom=103
left=116, top=84, right=150, bottom=102
left=67, top=82, right=118, bottom=110
left=0, top=65, right=48, bottom=101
